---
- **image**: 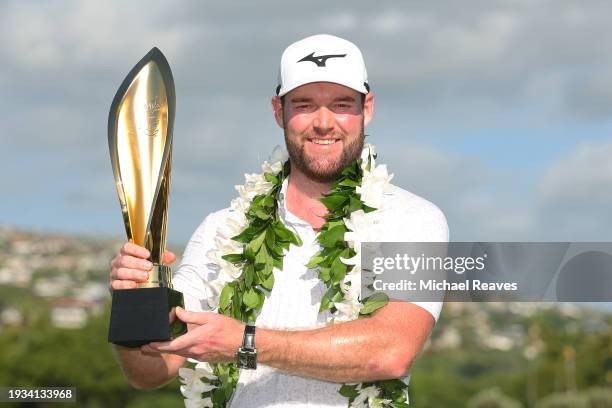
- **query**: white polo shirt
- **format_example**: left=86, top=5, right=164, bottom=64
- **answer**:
left=173, top=179, right=449, bottom=407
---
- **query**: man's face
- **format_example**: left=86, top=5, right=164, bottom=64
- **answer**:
left=272, top=82, right=374, bottom=183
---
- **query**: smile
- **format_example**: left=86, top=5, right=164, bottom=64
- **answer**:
left=309, top=139, right=339, bottom=145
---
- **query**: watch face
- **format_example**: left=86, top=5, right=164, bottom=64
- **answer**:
left=238, top=350, right=257, bottom=369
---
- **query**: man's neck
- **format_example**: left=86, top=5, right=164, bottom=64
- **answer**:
left=285, top=165, right=332, bottom=231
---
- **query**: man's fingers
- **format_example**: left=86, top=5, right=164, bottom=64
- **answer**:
left=176, top=307, right=209, bottom=325
left=163, top=251, right=177, bottom=264
left=141, top=344, right=159, bottom=354
left=118, top=255, right=153, bottom=271
left=148, top=335, right=189, bottom=352
left=111, top=267, right=149, bottom=282
left=120, top=242, right=150, bottom=259
left=109, top=243, right=151, bottom=293
left=110, top=280, right=137, bottom=290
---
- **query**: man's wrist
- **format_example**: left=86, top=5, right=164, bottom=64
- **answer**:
left=236, top=324, right=257, bottom=369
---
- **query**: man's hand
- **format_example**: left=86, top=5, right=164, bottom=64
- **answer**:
left=142, top=308, right=244, bottom=363
left=108, top=243, right=185, bottom=390
left=109, top=242, right=176, bottom=291
left=140, top=303, right=433, bottom=384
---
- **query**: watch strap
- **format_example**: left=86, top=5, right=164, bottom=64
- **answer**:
left=242, top=324, right=256, bottom=350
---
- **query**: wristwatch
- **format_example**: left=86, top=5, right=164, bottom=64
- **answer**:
left=236, top=324, right=257, bottom=369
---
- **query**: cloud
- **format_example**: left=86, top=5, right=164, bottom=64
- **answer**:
left=534, top=140, right=612, bottom=240
left=378, top=134, right=612, bottom=241
left=2, top=0, right=612, bottom=243
left=377, top=140, right=535, bottom=241
left=565, top=64, right=612, bottom=120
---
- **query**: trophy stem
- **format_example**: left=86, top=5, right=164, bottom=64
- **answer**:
left=138, top=264, right=173, bottom=289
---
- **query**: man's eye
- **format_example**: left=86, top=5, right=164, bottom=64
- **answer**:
left=295, top=104, right=312, bottom=110
left=334, top=103, right=353, bottom=110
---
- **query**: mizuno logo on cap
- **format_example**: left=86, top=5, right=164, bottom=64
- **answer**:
left=298, top=52, right=347, bottom=67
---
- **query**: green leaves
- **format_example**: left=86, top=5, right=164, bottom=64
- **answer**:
left=319, top=285, right=344, bottom=312
left=232, top=224, right=265, bottom=244
left=273, top=221, right=302, bottom=246
left=264, top=172, right=278, bottom=184
left=210, top=147, right=398, bottom=406
left=359, top=292, right=389, bottom=315
left=207, top=363, right=240, bottom=408
left=318, top=225, right=346, bottom=248
left=320, top=193, right=348, bottom=211
left=243, top=288, right=260, bottom=310
left=221, top=253, right=243, bottom=264
left=330, top=255, right=347, bottom=284
left=261, top=272, right=274, bottom=291
left=219, top=285, right=234, bottom=310
left=338, top=384, right=359, bottom=399
left=248, top=231, right=266, bottom=258
left=216, top=162, right=304, bottom=340
left=305, top=253, right=324, bottom=268
left=244, top=264, right=255, bottom=287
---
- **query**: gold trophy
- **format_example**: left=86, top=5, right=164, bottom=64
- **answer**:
left=107, top=47, right=186, bottom=347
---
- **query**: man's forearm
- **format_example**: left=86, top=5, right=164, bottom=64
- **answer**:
left=256, top=302, right=434, bottom=383
left=113, top=345, right=184, bottom=389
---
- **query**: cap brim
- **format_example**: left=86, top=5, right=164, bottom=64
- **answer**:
left=277, top=78, right=369, bottom=96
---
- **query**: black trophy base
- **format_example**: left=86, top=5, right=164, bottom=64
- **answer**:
left=108, top=287, right=187, bottom=348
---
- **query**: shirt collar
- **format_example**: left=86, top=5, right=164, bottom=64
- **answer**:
left=278, top=177, right=313, bottom=228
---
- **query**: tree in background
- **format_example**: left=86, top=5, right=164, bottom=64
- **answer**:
left=468, top=388, right=523, bottom=408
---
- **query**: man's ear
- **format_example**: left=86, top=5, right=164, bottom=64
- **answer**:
left=363, top=92, right=374, bottom=128
left=271, top=96, right=284, bottom=128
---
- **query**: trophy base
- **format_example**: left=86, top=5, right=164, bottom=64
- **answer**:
left=108, top=287, right=187, bottom=348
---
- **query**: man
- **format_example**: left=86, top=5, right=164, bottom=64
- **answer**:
left=110, top=34, right=448, bottom=407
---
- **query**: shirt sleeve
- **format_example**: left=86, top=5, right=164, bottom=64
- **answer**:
left=380, top=190, right=450, bottom=322
left=408, top=203, right=447, bottom=322
left=172, top=211, right=226, bottom=313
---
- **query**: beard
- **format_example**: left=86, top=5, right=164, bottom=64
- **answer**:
left=284, top=126, right=365, bottom=183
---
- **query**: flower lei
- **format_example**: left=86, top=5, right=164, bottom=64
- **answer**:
left=179, top=143, right=411, bottom=408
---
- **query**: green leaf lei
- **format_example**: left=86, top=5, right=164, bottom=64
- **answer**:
left=185, top=147, right=410, bottom=407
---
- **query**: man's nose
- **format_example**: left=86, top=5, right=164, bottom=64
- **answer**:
left=313, top=107, right=334, bottom=133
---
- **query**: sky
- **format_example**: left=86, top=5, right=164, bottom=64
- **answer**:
left=2, top=0, right=612, bottom=245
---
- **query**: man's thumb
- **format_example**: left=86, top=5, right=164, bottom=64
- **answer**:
left=176, top=306, right=204, bottom=324
left=163, top=250, right=177, bottom=264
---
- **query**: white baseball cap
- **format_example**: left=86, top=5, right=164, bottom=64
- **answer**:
left=276, top=34, right=369, bottom=97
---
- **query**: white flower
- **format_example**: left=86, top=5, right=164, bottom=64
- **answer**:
left=235, top=174, right=274, bottom=201
left=219, top=262, right=242, bottom=279
left=371, top=398, right=393, bottom=408
left=179, top=367, right=217, bottom=399
left=350, top=385, right=393, bottom=407
left=184, top=397, right=213, bottom=408
left=340, top=252, right=360, bottom=271
left=340, top=260, right=361, bottom=300
left=217, top=215, right=245, bottom=239
left=261, top=145, right=288, bottom=173
left=357, top=164, right=393, bottom=209
left=230, top=197, right=251, bottom=215
left=262, top=160, right=283, bottom=174
left=194, top=362, right=218, bottom=380
left=342, top=271, right=361, bottom=298
left=344, top=210, right=379, bottom=248
left=333, top=299, right=361, bottom=321
left=204, top=278, right=230, bottom=309
left=360, top=144, right=376, bottom=169
left=270, top=144, right=289, bottom=164
left=351, top=385, right=379, bottom=406
left=338, top=209, right=380, bottom=323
